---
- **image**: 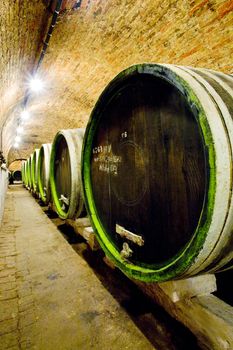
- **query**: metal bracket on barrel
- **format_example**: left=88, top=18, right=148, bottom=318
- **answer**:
left=116, top=224, right=144, bottom=260
left=116, top=224, right=144, bottom=246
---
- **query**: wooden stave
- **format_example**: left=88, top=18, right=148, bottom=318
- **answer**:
left=82, top=63, right=233, bottom=282
left=38, top=143, right=52, bottom=204
left=50, top=128, right=85, bottom=219
left=187, top=68, right=233, bottom=274
left=165, top=65, right=232, bottom=277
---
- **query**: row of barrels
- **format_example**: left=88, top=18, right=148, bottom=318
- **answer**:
left=9, top=170, right=22, bottom=184
left=22, top=63, right=233, bottom=282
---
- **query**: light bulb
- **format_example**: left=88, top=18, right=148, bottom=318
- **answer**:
left=15, top=135, right=21, bottom=142
left=14, top=142, right=19, bottom=148
left=29, top=77, right=44, bottom=92
left=17, top=126, right=23, bottom=134
left=21, top=110, right=29, bottom=120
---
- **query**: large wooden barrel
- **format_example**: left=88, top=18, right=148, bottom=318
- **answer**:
left=8, top=171, right=14, bottom=185
left=82, top=64, right=233, bottom=282
left=26, top=154, right=33, bottom=190
left=38, top=143, right=52, bottom=204
left=21, top=161, right=26, bottom=185
left=31, top=149, right=40, bottom=194
left=24, top=159, right=29, bottom=188
left=50, top=128, right=85, bottom=219
left=12, top=170, right=22, bottom=181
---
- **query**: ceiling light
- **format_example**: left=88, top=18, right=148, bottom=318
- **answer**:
left=17, top=126, right=23, bottom=134
left=15, top=135, right=21, bottom=142
left=14, top=142, right=19, bottom=148
left=20, top=110, right=30, bottom=120
left=29, top=76, right=44, bottom=93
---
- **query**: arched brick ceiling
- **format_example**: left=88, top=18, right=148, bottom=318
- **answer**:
left=0, top=0, right=49, bottom=159
left=2, top=0, right=233, bottom=164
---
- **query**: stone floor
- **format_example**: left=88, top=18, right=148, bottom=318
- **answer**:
left=0, top=185, right=200, bottom=350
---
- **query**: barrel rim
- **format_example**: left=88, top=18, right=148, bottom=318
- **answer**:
left=185, top=67, right=233, bottom=273
left=82, top=63, right=217, bottom=282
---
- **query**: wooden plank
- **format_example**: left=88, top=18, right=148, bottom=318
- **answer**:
left=134, top=277, right=233, bottom=350
left=102, top=255, right=233, bottom=348
left=48, top=202, right=57, bottom=213
left=158, top=274, right=217, bottom=302
left=74, top=217, right=91, bottom=227
left=66, top=218, right=99, bottom=251
left=103, top=256, right=116, bottom=270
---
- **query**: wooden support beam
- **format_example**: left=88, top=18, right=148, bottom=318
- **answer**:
left=65, top=217, right=100, bottom=251
left=135, top=275, right=233, bottom=350
left=158, top=274, right=217, bottom=302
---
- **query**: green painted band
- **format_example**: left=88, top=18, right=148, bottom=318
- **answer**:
left=82, top=63, right=216, bottom=282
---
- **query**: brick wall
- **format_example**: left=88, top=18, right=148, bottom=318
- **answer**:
left=0, top=0, right=49, bottom=157
left=3, top=0, right=233, bottom=161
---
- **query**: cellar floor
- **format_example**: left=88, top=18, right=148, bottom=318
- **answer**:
left=0, top=185, right=200, bottom=350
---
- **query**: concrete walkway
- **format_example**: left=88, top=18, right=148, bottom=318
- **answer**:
left=0, top=186, right=154, bottom=350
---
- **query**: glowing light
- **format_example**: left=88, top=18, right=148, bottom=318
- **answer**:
left=15, top=135, right=21, bottom=142
left=17, top=126, right=23, bottom=134
left=20, top=110, right=30, bottom=120
left=14, top=142, right=19, bottom=148
left=29, top=76, right=44, bottom=92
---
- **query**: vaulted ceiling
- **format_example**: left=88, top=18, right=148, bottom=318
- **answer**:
left=1, top=0, right=233, bottom=165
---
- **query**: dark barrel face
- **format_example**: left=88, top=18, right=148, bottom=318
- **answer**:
left=13, top=170, right=22, bottom=181
left=90, top=74, right=206, bottom=265
left=54, top=137, right=71, bottom=212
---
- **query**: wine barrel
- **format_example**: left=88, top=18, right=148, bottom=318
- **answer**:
left=21, top=161, right=26, bottom=185
left=12, top=170, right=22, bottom=181
left=23, top=159, right=29, bottom=188
left=50, top=128, right=85, bottom=219
left=38, top=143, right=52, bottom=204
left=8, top=171, right=14, bottom=184
left=82, top=63, right=233, bottom=282
left=25, top=158, right=30, bottom=189
left=31, top=149, right=40, bottom=194
left=26, top=154, right=33, bottom=190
